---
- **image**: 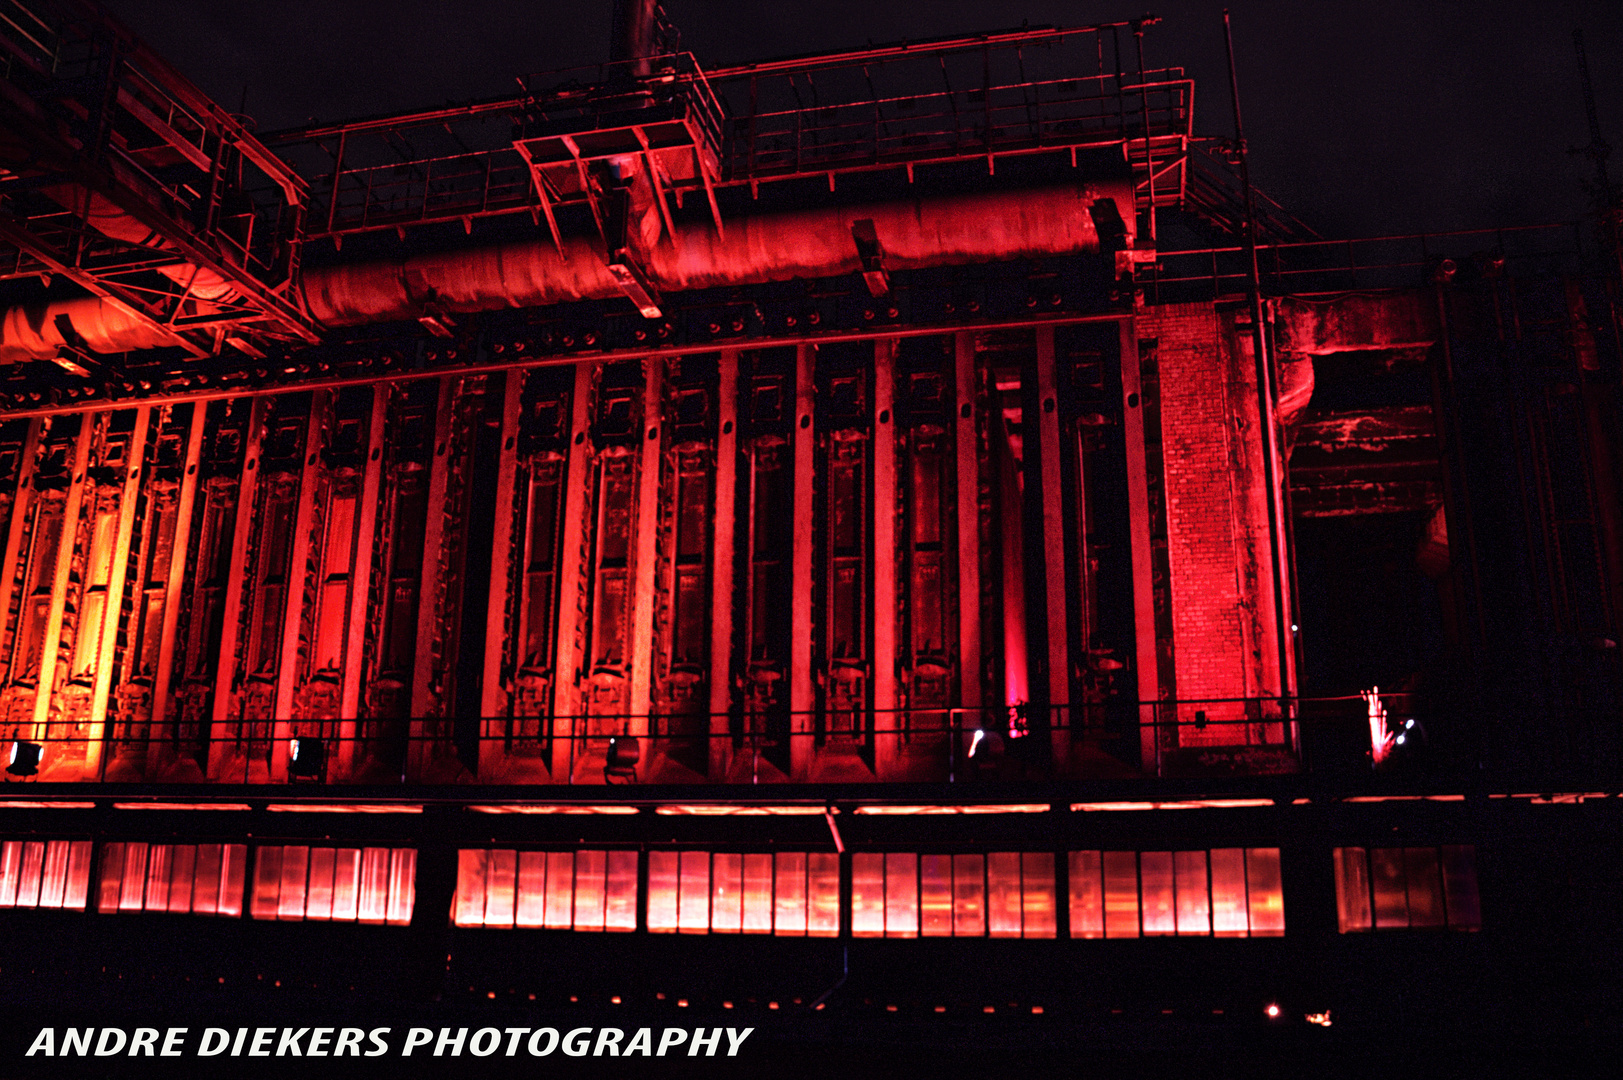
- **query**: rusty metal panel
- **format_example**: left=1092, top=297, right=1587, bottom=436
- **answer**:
left=815, top=342, right=873, bottom=760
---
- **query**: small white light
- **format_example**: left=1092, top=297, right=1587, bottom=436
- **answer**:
left=1395, top=734, right=1406, bottom=745
left=1266, top=1003, right=1280, bottom=1018
left=1290, top=624, right=1299, bottom=633
left=1404, top=719, right=1414, bottom=730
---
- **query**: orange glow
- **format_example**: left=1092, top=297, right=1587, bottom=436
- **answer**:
left=1266, top=1004, right=1280, bottom=1018
left=1070, top=799, right=1275, bottom=812
left=265, top=803, right=423, bottom=814
left=0, top=801, right=96, bottom=809
left=112, top=802, right=254, bottom=811
left=654, top=805, right=828, bottom=816
left=1305, top=1011, right=1332, bottom=1027
left=853, top=804, right=1049, bottom=815
left=467, top=804, right=640, bottom=814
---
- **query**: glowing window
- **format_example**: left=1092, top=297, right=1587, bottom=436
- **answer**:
left=251, top=845, right=414, bottom=926
left=0, top=839, right=93, bottom=911
left=94, top=842, right=245, bottom=917
left=854, top=852, right=1053, bottom=938
left=646, top=851, right=837, bottom=937
left=454, top=849, right=637, bottom=931
left=1070, top=849, right=1285, bottom=938
left=1333, top=846, right=1480, bottom=932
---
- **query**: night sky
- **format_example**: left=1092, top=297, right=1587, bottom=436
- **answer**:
left=100, top=0, right=1623, bottom=242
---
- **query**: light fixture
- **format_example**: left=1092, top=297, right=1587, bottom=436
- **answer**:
left=1265, top=1003, right=1281, bottom=1018
left=288, top=737, right=327, bottom=782
left=7, top=741, right=42, bottom=778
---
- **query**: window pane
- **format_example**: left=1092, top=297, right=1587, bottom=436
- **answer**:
left=605, top=850, right=639, bottom=932
left=516, top=851, right=547, bottom=928
left=573, top=850, right=607, bottom=931
left=677, top=851, right=709, bottom=934
left=64, top=841, right=93, bottom=911
left=454, top=850, right=488, bottom=927
left=1140, top=851, right=1175, bottom=936
left=808, top=852, right=840, bottom=937
left=385, top=848, right=416, bottom=926
left=742, top=853, right=773, bottom=933
left=711, top=853, right=743, bottom=933
left=1440, top=845, right=1481, bottom=930
left=1068, top=851, right=1103, bottom=939
left=987, top=852, right=1022, bottom=938
left=1332, top=847, right=1372, bottom=933
left=1403, top=847, right=1444, bottom=929
left=18, top=841, right=44, bottom=908
left=278, top=846, right=309, bottom=921
left=166, top=845, right=195, bottom=916
left=1174, top=851, right=1210, bottom=936
left=306, top=847, right=336, bottom=922
left=119, top=842, right=147, bottom=912
left=97, top=843, right=126, bottom=914
left=646, top=851, right=678, bottom=933
left=1102, top=851, right=1140, bottom=939
left=1244, top=848, right=1285, bottom=937
left=1020, top=853, right=1056, bottom=939
left=953, top=854, right=985, bottom=937
left=250, top=846, right=281, bottom=920
left=774, top=852, right=807, bottom=936
left=851, top=853, right=884, bottom=938
left=144, top=845, right=172, bottom=913
left=1370, top=848, right=1408, bottom=929
left=329, top=849, right=360, bottom=922
left=485, top=849, right=517, bottom=928
left=885, top=853, right=918, bottom=938
left=920, top=854, right=953, bottom=937
left=0, top=841, right=21, bottom=907
left=218, top=845, right=248, bottom=919
left=40, top=840, right=71, bottom=909
left=191, top=844, right=221, bottom=916
left=1209, top=848, right=1248, bottom=937
left=543, top=851, right=574, bottom=929
left=358, top=847, right=391, bottom=925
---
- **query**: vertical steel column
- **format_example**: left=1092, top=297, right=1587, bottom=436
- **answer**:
left=270, top=392, right=329, bottom=780
left=29, top=415, right=94, bottom=742
left=551, top=362, right=596, bottom=777
left=708, top=350, right=740, bottom=780
left=148, top=404, right=206, bottom=770
left=208, top=396, right=268, bottom=779
left=408, top=377, right=457, bottom=775
left=84, top=407, right=152, bottom=777
left=871, top=337, right=899, bottom=778
left=1119, top=320, right=1160, bottom=774
left=791, top=343, right=816, bottom=780
left=627, top=357, right=666, bottom=764
left=1034, top=327, right=1072, bottom=770
left=338, top=384, right=389, bottom=774
left=479, top=371, right=525, bottom=777
left=0, top=419, right=44, bottom=680
left=953, top=333, right=983, bottom=742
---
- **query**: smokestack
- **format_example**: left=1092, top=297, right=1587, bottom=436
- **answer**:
left=610, top=0, right=660, bottom=73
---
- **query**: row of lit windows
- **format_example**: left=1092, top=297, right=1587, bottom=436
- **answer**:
left=0, top=839, right=1481, bottom=936
left=1333, top=846, right=1481, bottom=932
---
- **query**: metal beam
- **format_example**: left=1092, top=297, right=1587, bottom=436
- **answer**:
left=479, top=371, right=526, bottom=778
left=791, top=343, right=816, bottom=781
left=708, top=350, right=740, bottom=780
left=871, top=337, right=899, bottom=778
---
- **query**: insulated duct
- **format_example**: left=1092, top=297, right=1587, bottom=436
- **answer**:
left=0, top=180, right=1132, bottom=362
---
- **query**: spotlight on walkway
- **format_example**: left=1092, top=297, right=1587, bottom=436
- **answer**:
left=605, top=736, right=641, bottom=783
left=288, top=738, right=327, bottom=782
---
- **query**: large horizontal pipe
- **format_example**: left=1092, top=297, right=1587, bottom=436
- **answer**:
left=0, top=180, right=1132, bottom=362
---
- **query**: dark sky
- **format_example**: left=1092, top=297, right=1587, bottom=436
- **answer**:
left=103, top=0, right=1623, bottom=241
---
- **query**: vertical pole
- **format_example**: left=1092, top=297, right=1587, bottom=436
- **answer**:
left=85, top=407, right=152, bottom=778
left=552, top=363, right=596, bottom=778
left=1132, top=19, right=1158, bottom=247
left=0, top=419, right=44, bottom=681
left=708, top=350, right=740, bottom=780
left=871, top=337, right=899, bottom=778
left=30, top=414, right=94, bottom=742
left=408, top=376, right=456, bottom=776
left=270, top=391, right=329, bottom=780
left=953, top=332, right=983, bottom=745
left=148, top=404, right=206, bottom=769
left=1119, top=321, right=1161, bottom=774
left=1224, top=9, right=1294, bottom=706
left=338, top=384, right=389, bottom=774
left=1034, top=326, right=1072, bottom=772
left=791, top=343, right=817, bottom=780
left=208, top=396, right=267, bottom=778
left=479, top=371, right=525, bottom=778
left=627, top=357, right=665, bottom=767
